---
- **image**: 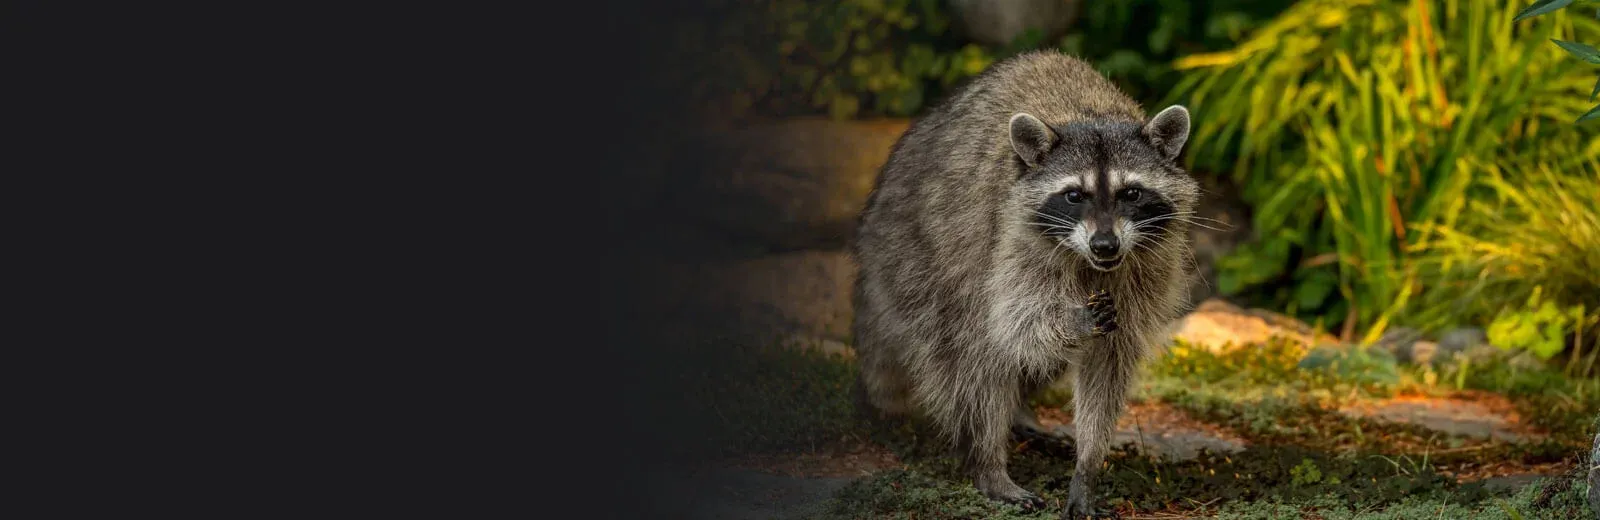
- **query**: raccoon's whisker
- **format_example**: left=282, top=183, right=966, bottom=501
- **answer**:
left=1161, top=210, right=1228, bottom=222
left=1032, top=211, right=1076, bottom=227
left=1162, top=218, right=1230, bottom=232
left=1161, top=212, right=1234, bottom=228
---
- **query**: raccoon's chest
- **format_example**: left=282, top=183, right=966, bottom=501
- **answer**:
left=984, top=274, right=1082, bottom=350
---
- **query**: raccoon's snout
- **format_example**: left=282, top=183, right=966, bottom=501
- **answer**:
left=1089, top=232, right=1120, bottom=259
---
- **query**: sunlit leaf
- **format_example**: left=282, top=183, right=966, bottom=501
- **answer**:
left=1552, top=39, right=1600, bottom=64
left=1513, top=0, right=1574, bottom=22
left=1580, top=103, right=1600, bottom=122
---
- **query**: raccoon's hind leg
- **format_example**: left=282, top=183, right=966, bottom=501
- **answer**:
left=852, top=329, right=912, bottom=420
left=1010, top=377, right=1069, bottom=443
left=945, top=376, right=1047, bottom=511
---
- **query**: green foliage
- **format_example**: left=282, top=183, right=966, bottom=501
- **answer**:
left=689, top=0, right=1298, bottom=119
left=1516, top=0, right=1578, bottom=22
left=1210, top=474, right=1596, bottom=520
left=1149, top=336, right=1600, bottom=445
left=725, top=0, right=989, bottom=119
left=1299, top=345, right=1402, bottom=386
left=1413, top=161, right=1600, bottom=375
left=1515, top=0, right=1600, bottom=122
left=1061, top=0, right=1299, bottom=102
left=1449, top=358, right=1600, bottom=442
left=1167, top=0, right=1600, bottom=340
left=1554, top=38, right=1600, bottom=62
left=1290, top=458, right=1329, bottom=485
left=1487, top=289, right=1585, bottom=360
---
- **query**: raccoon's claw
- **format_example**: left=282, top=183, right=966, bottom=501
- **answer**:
left=1085, top=290, right=1118, bottom=337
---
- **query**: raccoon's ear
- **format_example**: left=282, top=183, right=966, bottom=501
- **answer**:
left=1008, top=113, right=1057, bottom=168
left=1143, top=105, right=1190, bottom=161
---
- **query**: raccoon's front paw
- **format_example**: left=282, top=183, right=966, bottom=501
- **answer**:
left=1085, top=290, right=1118, bottom=337
left=991, top=489, right=1047, bottom=512
left=976, top=473, right=1047, bottom=512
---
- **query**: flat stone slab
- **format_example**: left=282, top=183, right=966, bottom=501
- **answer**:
left=1038, top=401, right=1246, bottom=461
left=1476, top=473, right=1552, bottom=493
left=1338, top=395, right=1535, bottom=442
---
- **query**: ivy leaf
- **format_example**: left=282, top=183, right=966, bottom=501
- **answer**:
left=1580, top=103, right=1600, bottom=123
left=1514, top=0, right=1575, bottom=22
left=1552, top=39, right=1600, bottom=64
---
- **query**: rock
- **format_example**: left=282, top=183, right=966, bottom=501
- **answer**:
left=1478, top=473, right=1550, bottom=493
left=1339, top=396, right=1531, bottom=442
left=1170, top=299, right=1336, bottom=353
left=1110, top=429, right=1245, bottom=461
left=1039, top=401, right=1246, bottom=462
left=1372, top=326, right=1426, bottom=363
left=667, top=118, right=910, bottom=251
left=721, top=251, right=855, bottom=341
left=1438, top=327, right=1490, bottom=358
left=947, top=0, right=1081, bottom=47
left=1409, top=341, right=1440, bottom=365
left=1590, top=431, right=1599, bottom=518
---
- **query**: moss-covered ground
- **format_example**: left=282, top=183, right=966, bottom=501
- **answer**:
left=662, top=337, right=1598, bottom=519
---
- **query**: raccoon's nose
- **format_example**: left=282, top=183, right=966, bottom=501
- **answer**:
left=1089, top=233, right=1120, bottom=259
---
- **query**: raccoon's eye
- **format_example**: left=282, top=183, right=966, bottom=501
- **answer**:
left=1064, top=190, right=1085, bottom=203
left=1118, top=188, right=1142, bottom=202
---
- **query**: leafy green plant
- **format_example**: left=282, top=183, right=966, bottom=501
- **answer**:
left=1486, top=289, right=1584, bottom=360
left=674, top=0, right=1297, bottom=119
left=1514, top=0, right=1600, bottom=122
left=1289, top=458, right=1327, bottom=485
left=717, top=0, right=993, bottom=119
left=1413, top=160, right=1600, bottom=375
left=1060, top=0, right=1297, bottom=102
left=1167, top=0, right=1600, bottom=339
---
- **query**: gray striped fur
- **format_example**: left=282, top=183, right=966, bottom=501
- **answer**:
left=851, top=51, right=1199, bottom=519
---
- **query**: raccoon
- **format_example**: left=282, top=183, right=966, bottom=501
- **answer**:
left=851, top=51, right=1199, bottom=519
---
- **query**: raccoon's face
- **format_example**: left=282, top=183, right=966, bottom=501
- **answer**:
left=1009, top=106, right=1198, bottom=272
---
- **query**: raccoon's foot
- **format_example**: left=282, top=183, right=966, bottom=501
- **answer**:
left=1085, top=290, right=1118, bottom=337
left=1061, top=483, right=1119, bottom=520
left=975, top=471, right=1046, bottom=512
